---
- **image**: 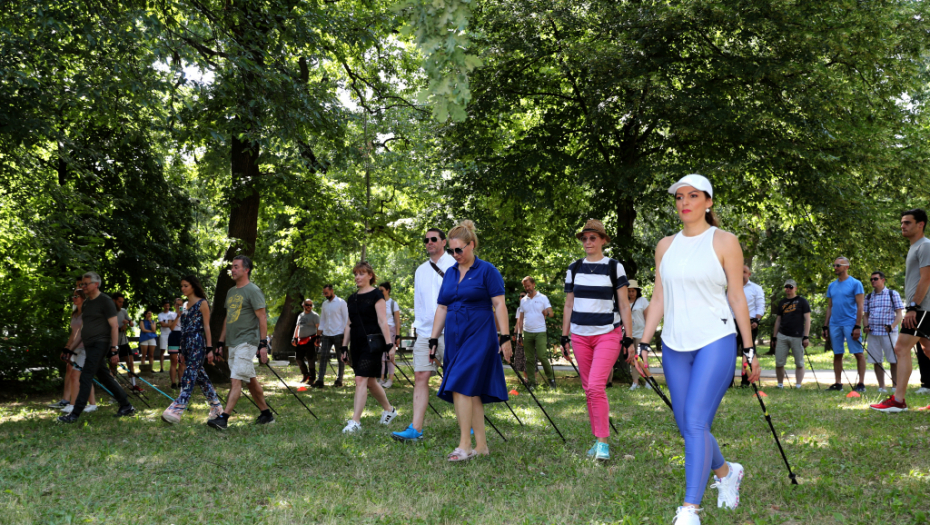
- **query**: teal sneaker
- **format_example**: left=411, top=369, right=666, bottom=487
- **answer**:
left=391, top=424, right=423, bottom=442
left=586, top=441, right=598, bottom=457
left=594, top=442, right=610, bottom=461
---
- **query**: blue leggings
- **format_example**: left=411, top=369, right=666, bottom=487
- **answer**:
left=663, top=333, right=736, bottom=505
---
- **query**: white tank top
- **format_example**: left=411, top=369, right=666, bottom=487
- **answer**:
left=659, top=226, right=736, bottom=351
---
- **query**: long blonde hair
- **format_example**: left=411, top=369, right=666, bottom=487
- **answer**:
left=448, top=220, right=479, bottom=250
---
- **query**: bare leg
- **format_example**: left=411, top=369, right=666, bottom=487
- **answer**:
left=225, top=378, right=243, bottom=414
left=893, top=336, right=928, bottom=401
left=795, top=366, right=805, bottom=385
left=889, top=362, right=898, bottom=387
left=453, top=392, right=474, bottom=452
left=471, top=399, right=488, bottom=454
left=411, top=371, right=431, bottom=431
left=246, top=377, right=269, bottom=410
left=351, top=376, right=368, bottom=422
left=855, top=353, right=866, bottom=385
left=63, top=363, right=74, bottom=402
left=776, top=366, right=785, bottom=384
left=833, top=354, right=844, bottom=384
left=169, top=354, right=179, bottom=384
left=367, top=377, right=391, bottom=410
left=875, top=364, right=886, bottom=389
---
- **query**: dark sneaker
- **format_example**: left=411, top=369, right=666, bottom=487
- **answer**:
left=548, top=379, right=557, bottom=388
left=828, top=383, right=843, bottom=391
left=333, top=379, right=343, bottom=388
left=854, top=383, right=866, bottom=393
left=114, top=405, right=136, bottom=418
left=49, top=399, right=69, bottom=408
left=301, top=375, right=311, bottom=384
left=208, top=416, right=229, bottom=430
left=870, top=396, right=908, bottom=413
left=311, top=380, right=325, bottom=389
left=131, top=385, right=144, bottom=393
left=256, top=412, right=275, bottom=425
left=57, top=413, right=80, bottom=424
left=604, top=382, right=613, bottom=388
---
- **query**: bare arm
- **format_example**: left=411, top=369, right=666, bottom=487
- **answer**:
left=107, top=316, right=119, bottom=364
left=292, top=315, right=301, bottom=340
left=256, top=307, right=268, bottom=363
left=392, top=308, right=401, bottom=341
left=616, top=286, right=635, bottom=363
left=824, top=298, right=833, bottom=326
left=772, top=315, right=782, bottom=338
left=543, top=307, right=553, bottom=318
left=430, top=305, right=449, bottom=339
left=517, top=311, right=525, bottom=335
left=374, top=299, right=394, bottom=361
left=201, top=301, right=212, bottom=347
left=855, top=293, right=864, bottom=327
left=894, top=308, right=904, bottom=330
left=491, top=295, right=512, bottom=363
left=803, top=312, right=811, bottom=339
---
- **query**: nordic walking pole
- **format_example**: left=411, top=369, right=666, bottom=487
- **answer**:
left=120, top=364, right=174, bottom=402
left=242, top=389, right=278, bottom=416
left=633, top=350, right=673, bottom=410
left=92, top=378, right=118, bottom=403
left=863, top=332, right=895, bottom=387
left=393, top=357, right=443, bottom=418
left=745, top=351, right=799, bottom=485
left=113, top=368, right=152, bottom=408
left=264, top=362, right=318, bottom=419
left=804, top=351, right=821, bottom=390
left=507, top=361, right=566, bottom=443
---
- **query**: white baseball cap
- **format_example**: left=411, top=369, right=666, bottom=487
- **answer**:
left=668, top=174, right=713, bottom=197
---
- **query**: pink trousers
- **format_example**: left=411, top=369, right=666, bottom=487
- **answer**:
left=573, top=326, right=623, bottom=438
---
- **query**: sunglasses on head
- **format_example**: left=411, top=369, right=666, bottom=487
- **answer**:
left=423, top=236, right=440, bottom=244
left=784, top=285, right=794, bottom=289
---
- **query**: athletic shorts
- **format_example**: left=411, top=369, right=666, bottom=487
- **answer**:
left=167, top=331, right=182, bottom=353
left=71, top=347, right=87, bottom=369
left=118, top=343, right=132, bottom=358
left=159, top=332, right=170, bottom=351
left=139, top=338, right=156, bottom=347
left=829, top=325, right=863, bottom=354
left=865, top=332, right=898, bottom=364
left=774, top=334, right=805, bottom=368
left=901, top=309, right=930, bottom=338
left=228, top=342, right=257, bottom=381
left=412, top=334, right=444, bottom=373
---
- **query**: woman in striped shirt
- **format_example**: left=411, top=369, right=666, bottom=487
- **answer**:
left=560, top=219, right=635, bottom=461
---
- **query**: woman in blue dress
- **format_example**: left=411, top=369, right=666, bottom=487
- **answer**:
left=429, top=220, right=513, bottom=462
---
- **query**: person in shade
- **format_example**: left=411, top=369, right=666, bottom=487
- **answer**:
left=638, top=174, right=760, bottom=524
left=59, top=289, right=98, bottom=414
left=161, top=275, right=224, bottom=424
left=429, top=220, right=512, bottom=462
left=291, top=299, right=320, bottom=384
left=340, top=261, right=398, bottom=433
left=560, top=219, right=635, bottom=462
left=157, top=301, right=175, bottom=373
left=512, top=292, right=528, bottom=383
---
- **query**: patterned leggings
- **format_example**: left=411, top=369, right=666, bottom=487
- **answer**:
left=175, top=345, right=221, bottom=409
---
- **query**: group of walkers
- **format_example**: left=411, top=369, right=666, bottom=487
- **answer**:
left=51, top=173, right=930, bottom=525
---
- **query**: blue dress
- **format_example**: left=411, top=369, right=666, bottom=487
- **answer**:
left=436, top=257, right=509, bottom=404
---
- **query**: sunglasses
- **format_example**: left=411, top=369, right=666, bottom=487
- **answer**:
left=833, top=264, right=848, bottom=268
left=870, top=277, right=881, bottom=281
left=452, top=247, right=467, bottom=255
left=580, top=235, right=601, bottom=243
left=423, top=236, right=440, bottom=244
left=784, top=285, right=794, bottom=289
left=304, top=304, right=313, bottom=307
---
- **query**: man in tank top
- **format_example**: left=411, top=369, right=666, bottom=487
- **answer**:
left=823, top=256, right=866, bottom=392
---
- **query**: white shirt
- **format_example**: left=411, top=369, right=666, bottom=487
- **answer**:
left=157, top=311, right=176, bottom=335
left=319, top=296, right=349, bottom=336
left=520, top=292, right=552, bottom=333
left=743, top=280, right=766, bottom=319
left=413, top=252, right=456, bottom=335
left=385, top=298, right=400, bottom=328
left=631, top=296, right=650, bottom=339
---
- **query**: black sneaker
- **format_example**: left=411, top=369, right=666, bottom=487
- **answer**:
left=828, top=383, right=843, bottom=391
left=115, top=405, right=136, bottom=418
left=301, top=375, right=311, bottom=384
left=57, top=413, right=80, bottom=424
left=208, top=416, right=228, bottom=430
left=333, top=379, right=343, bottom=388
left=256, top=412, right=275, bottom=425
left=49, top=399, right=69, bottom=408
left=854, top=383, right=866, bottom=393
left=171, top=383, right=178, bottom=389
left=311, top=380, right=325, bottom=389
left=605, top=382, right=613, bottom=388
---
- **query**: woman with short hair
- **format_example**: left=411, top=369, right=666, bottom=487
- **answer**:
left=430, top=220, right=512, bottom=461
left=138, top=310, right=158, bottom=369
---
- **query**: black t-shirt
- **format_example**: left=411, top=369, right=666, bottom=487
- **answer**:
left=776, top=296, right=811, bottom=338
left=348, top=288, right=385, bottom=339
left=81, top=292, right=119, bottom=345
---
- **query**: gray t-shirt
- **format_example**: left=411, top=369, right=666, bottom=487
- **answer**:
left=906, top=237, right=930, bottom=310
left=296, top=311, right=321, bottom=338
left=117, top=308, right=130, bottom=345
left=225, top=282, right=266, bottom=347
left=82, top=293, right=118, bottom=346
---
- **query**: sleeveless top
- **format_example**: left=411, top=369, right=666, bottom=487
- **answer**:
left=139, top=319, right=157, bottom=341
left=70, top=314, right=84, bottom=350
left=659, top=226, right=735, bottom=351
left=180, top=299, right=206, bottom=352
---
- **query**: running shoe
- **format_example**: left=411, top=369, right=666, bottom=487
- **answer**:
left=208, top=415, right=228, bottom=430
left=311, top=380, right=325, bottom=389
left=333, top=379, right=343, bottom=388
left=342, top=420, right=362, bottom=434
left=630, top=383, right=641, bottom=391
left=645, top=381, right=652, bottom=390
left=61, top=404, right=74, bottom=413
left=915, top=387, right=930, bottom=394
left=776, top=384, right=784, bottom=389
left=57, top=413, right=80, bottom=424
left=794, top=384, right=802, bottom=389
left=83, top=405, right=97, bottom=413
left=586, top=441, right=598, bottom=457
left=672, top=506, right=701, bottom=525
left=594, top=442, right=610, bottom=461
left=131, top=385, right=144, bottom=393
left=256, top=412, right=275, bottom=425
left=391, top=424, right=423, bottom=442
left=379, top=406, right=398, bottom=425
left=114, top=405, right=136, bottom=418
left=382, top=379, right=393, bottom=389
left=548, top=379, right=557, bottom=388
left=48, top=399, right=69, bottom=408
left=870, top=396, right=908, bottom=413
left=828, top=383, right=843, bottom=391
left=877, top=387, right=888, bottom=393
left=854, top=383, right=866, bottom=393
left=711, top=461, right=743, bottom=509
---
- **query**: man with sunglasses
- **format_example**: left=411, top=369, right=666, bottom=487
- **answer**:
left=58, top=272, right=136, bottom=423
left=771, top=279, right=810, bottom=388
left=391, top=228, right=455, bottom=442
left=292, top=299, right=321, bottom=383
left=823, top=256, right=866, bottom=392
left=862, top=271, right=903, bottom=393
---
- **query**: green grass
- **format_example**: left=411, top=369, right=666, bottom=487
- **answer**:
left=1, top=362, right=930, bottom=525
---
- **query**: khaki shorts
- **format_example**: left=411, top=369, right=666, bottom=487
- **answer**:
left=865, top=332, right=898, bottom=364
left=412, top=335, right=444, bottom=373
left=775, top=334, right=805, bottom=368
left=228, top=342, right=257, bottom=381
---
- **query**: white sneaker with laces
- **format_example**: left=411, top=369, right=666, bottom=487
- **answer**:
left=645, top=381, right=653, bottom=390
left=630, top=383, right=640, bottom=391
left=671, top=506, right=701, bottom=524
left=61, top=404, right=74, bottom=413
left=342, top=420, right=362, bottom=434
left=878, top=387, right=888, bottom=393
left=382, top=379, right=393, bottom=389
left=794, top=384, right=802, bottom=389
left=915, top=387, right=930, bottom=394
left=711, top=461, right=744, bottom=509
left=83, top=405, right=98, bottom=413
left=379, top=406, right=398, bottom=425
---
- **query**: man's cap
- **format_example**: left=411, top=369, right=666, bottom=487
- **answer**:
left=576, top=219, right=610, bottom=242
left=668, top=174, right=713, bottom=197
left=784, top=279, right=798, bottom=288
left=628, top=279, right=642, bottom=290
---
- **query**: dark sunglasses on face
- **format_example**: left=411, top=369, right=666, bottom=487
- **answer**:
left=833, top=264, right=846, bottom=268
left=452, top=247, right=467, bottom=255
left=580, top=235, right=600, bottom=243
left=871, top=277, right=881, bottom=281
left=423, top=236, right=440, bottom=244
left=784, top=285, right=794, bottom=289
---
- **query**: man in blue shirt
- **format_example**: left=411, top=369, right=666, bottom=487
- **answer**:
left=823, top=256, right=866, bottom=392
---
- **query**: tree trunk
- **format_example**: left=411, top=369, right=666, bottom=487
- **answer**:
left=271, top=291, right=302, bottom=359
left=611, top=196, right=637, bottom=385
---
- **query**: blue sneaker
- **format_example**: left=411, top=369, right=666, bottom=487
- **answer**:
left=586, top=441, right=598, bottom=457
left=391, top=424, right=423, bottom=442
left=594, top=442, right=610, bottom=461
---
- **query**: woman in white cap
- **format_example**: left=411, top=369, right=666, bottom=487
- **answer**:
left=560, top=219, right=635, bottom=461
left=639, top=174, right=760, bottom=524
left=626, top=280, right=651, bottom=390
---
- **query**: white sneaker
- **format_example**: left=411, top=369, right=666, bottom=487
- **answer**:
left=61, top=404, right=74, bottom=413
left=83, top=405, right=98, bottom=413
left=794, top=384, right=802, bottom=389
left=915, top=387, right=930, bottom=394
left=672, top=506, right=701, bottom=524
left=645, top=381, right=653, bottom=390
left=382, top=379, right=393, bottom=389
left=376, top=379, right=385, bottom=386
left=776, top=384, right=784, bottom=389
left=379, top=406, right=398, bottom=425
left=342, top=420, right=362, bottom=434
left=878, top=387, right=888, bottom=393
left=711, top=461, right=744, bottom=509
left=630, top=383, right=640, bottom=391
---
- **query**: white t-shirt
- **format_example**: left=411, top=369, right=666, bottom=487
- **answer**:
left=385, top=298, right=400, bottom=328
left=520, top=292, right=552, bottom=333
left=631, top=296, right=650, bottom=339
left=157, top=311, right=177, bottom=335
left=413, top=253, right=456, bottom=335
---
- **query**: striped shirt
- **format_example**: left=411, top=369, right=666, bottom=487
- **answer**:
left=864, top=288, right=904, bottom=335
left=564, top=257, right=629, bottom=336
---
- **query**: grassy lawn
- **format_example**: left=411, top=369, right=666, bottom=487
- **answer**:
left=1, top=359, right=929, bottom=525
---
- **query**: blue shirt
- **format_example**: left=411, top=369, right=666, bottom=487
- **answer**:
left=826, top=276, right=864, bottom=327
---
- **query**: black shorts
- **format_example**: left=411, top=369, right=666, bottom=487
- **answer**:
left=167, top=331, right=182, bottom=354
left=118, top=344, right=132, bottom=358
left=901, top=310, right=930, bottom=338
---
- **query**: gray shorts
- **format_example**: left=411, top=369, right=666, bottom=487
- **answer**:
left=412, top=335, right=444, bottom=373
left=228, top=342, right=257, bottom=381
left=775, top=334, right=805, bottom=368
left=865, top=332, right=898, bottom=364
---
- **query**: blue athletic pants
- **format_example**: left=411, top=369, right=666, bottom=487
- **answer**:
left=662, top=333, right=736, bottom=505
